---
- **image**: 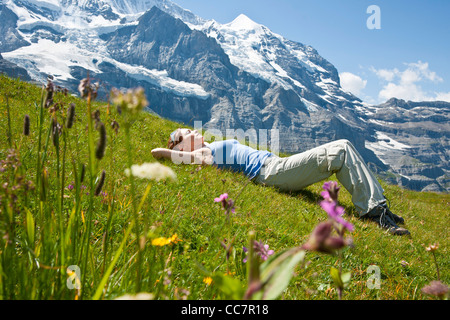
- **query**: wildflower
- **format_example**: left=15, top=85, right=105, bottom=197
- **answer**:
left=100, top=191, right=108, bottom=204
left=45, top=78, right=54, bottom=108
left=115, top=293, right=154, bottom=300
left=23, top=114, right=30, bottom=136
left=320, top=200, right=354, bottom=232
left=174, top=288, right=190, bottom=300
left=243, top=240, right=274, bottom=263
left=203, top=277, right=213, bottom=285
left=301, top=221, right=350, bottom=255
left=426, top=243, right=439, bottom=252
left=151, top=234, right=181, bottom=246
left=78, top=78, right=99, bottom=100
left=94, top=170, right=106, bottom=196
left=51, top=118, right=61, bottom=148
left=67, top=184, right=74, bottom=191
left=95, top=122, right=107, bottom=160
left=124, top=162, right=176, bottom=181
left=78, top=78, right=89, bottom=98
left=214, top=193, right=235, bottom=213
left=421, top=280, right=448, bottom=300
left=320, top=181, right=354, bottom=232
left=426, top=242, right=441, bottom=280
left=66, top=103, right=75, bottom=129
left=321, top=181, right=340, bottom=203
left=400, top=260, right=410, bottom=267
left=1, top=149, right=21, bottom=171
left=110, top=87, right=149, bottom=114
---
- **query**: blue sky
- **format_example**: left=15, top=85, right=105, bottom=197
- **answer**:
left=175, top=0, right=450, bottom=104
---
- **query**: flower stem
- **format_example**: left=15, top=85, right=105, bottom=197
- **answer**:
left=432, top=252, right=441, bottom=281
left=35, top=88, right=46, bottom=209
left=5, top=95, right=12, bottom=148
left=81, top=88, right=96, bottom=299
left=125, top=123, right=142, bottom=293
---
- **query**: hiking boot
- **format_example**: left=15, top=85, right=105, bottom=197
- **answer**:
left=382, top=199, right=405, bottom=224
left=363, top=203, right=410, bottom=236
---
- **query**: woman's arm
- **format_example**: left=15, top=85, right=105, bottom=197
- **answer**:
left=151, top=148, right=174, bottom=160
left=151, top=148, right=213, bottom=165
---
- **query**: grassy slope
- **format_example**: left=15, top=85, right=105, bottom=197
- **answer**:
left=0, top=74, right=448, bottom=300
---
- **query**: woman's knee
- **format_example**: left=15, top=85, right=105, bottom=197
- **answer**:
left=334, top=139, right=353, bottom=148
left=317, top=143, right=346, bottom=173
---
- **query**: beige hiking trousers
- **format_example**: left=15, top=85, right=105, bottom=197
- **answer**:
left=254, top=139, right=385, bottom=215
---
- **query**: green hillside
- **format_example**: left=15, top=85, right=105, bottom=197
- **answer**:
left=0, top=74, right=448, bottom=300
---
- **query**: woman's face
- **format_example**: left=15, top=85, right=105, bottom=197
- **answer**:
left=173, top=128, right=204, bottom=152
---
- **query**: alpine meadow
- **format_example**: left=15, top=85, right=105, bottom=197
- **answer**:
left=0, top=74, right=448, bottom=301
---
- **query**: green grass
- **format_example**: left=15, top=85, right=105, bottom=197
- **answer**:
left=0, top=74, right=448, bottom=300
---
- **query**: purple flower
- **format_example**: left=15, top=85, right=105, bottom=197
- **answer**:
left=67, top=184, right=74, bottom=191
left=100, top=191, right=108, bottom=204
left=321, top=181, right=340, bottom=203
left=421, top=280, right=448, bottom=299
left=243, top=240, right=275, bottom=263
left=320, top=200, right=354, bottom=232
left=320, top=181, right=354, bottom=232
left=214, top=193, right=235, bottom=213
left=301, top=221, right=349, bottom=254
left=214, top=193, right=228, bottom=203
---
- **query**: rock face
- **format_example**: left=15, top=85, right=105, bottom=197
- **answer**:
left=0, top=53, right=31, bottom=80
left=362, top=98, right=449, bottom=192
left=0, top=0, right=448, bottom=192
left=0, top=4, right=30, bottom=52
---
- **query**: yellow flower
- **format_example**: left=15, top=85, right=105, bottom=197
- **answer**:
left=203, top=277, right=213, bottom=285
left=152, top=237, right=170, bottom=246
left=151, top=234, right=182, bottom=246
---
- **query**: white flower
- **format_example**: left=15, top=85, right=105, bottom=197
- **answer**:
left=115, top=292, right=154, bottom=300
left=124, top=162, right=176, bottom=181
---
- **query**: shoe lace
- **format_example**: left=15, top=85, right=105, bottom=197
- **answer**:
left=378, top=205, right=388, bottom=228
left=378, top=202, right=399, bottom=229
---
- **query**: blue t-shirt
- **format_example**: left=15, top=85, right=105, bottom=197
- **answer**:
left=207, top=139, right=273, bottom=180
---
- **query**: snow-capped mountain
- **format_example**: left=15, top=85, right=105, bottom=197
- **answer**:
left=0, top=0, right=448, bottom=192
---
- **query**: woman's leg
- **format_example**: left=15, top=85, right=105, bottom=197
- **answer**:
left=256, top=139, right=386, bottom=215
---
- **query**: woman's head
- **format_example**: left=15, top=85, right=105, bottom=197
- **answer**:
left=168, top=128, right=204, bottom=152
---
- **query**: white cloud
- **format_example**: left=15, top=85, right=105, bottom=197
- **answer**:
left=378, top=82, right=425, bottom=102
left=370, top=67, right=398, bottom=82
left=435, top=91, right=450, bottom=102
left=339, top=72, right=367, bottom=96
left=371, top=61, right=450, bottom=102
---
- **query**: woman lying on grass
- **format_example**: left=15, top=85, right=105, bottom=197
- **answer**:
left=151, top=128, right=410, bottom=236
